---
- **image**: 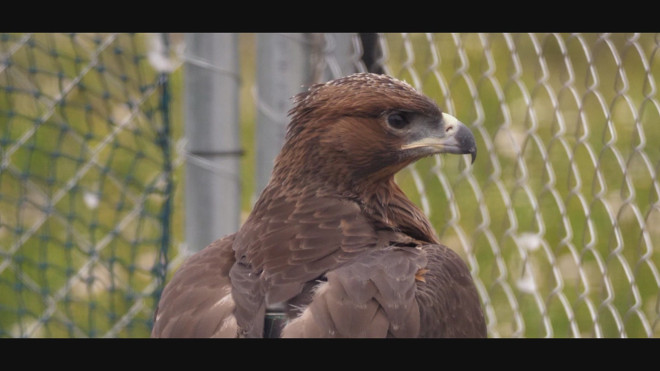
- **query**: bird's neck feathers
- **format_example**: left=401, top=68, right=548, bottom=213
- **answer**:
left=360, top=178, right=440, bottom=245
left=263, top=158, right=440, bottom=245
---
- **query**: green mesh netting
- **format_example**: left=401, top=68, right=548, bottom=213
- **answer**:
left=0, top=33, right=174, bottom=337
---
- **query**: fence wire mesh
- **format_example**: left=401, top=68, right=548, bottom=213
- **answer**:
left=0, top=33, right=658, bottom=338
left=375, top=33, right=660, bottom=338
left=0, top=33, right=179, bottom=337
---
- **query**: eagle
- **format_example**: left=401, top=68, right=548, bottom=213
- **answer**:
left=151, top=72, right=486, bottom=338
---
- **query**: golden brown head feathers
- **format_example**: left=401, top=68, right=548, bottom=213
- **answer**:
left=272, top=73, right=475, bottom=192
left=287, top=73, right=439, bottom=138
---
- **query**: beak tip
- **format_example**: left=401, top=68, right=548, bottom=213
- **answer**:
left=470, top=150, right=477, bottom=164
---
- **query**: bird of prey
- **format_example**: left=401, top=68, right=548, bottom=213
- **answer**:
left=152, top=72, right=486, bottom=338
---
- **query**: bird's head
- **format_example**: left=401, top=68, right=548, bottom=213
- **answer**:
left=274, top=73, right=476, bottom=192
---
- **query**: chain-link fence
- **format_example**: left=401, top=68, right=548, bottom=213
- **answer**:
left=1, top=33, right=658, bottom=338
left=381, top=33, right=660, bottom=338
left=0, top=33, right=179, bottom=337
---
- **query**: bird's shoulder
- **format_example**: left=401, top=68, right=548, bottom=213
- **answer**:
left=151, top=234, right=237, bottom=337
left=312, top=243, right=485, bottom=338
left=414, top=244, right=487, bottom=337
left=234, top=186, right=401, bottom=280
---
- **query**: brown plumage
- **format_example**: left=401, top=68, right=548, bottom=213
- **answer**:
left=151, top=73, right=486, bottom=338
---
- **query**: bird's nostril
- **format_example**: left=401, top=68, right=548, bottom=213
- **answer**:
left=441, top=113, right=460, bottom=135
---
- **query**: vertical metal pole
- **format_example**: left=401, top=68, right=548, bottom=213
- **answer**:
left=255, top=33, right=313, bottom=195
left=321, top=33, right=363, bottom=80
left=184, top=33, right=240, bottom=253
left=358, top=33, right=385, bottom=74
left=254, top=33, right=377, bottom=196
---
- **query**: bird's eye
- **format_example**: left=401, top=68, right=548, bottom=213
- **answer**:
left=387, top=113, right=409, bottom=129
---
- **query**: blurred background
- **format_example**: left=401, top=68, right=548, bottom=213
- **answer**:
left=0, top=33, right=658, bottom=338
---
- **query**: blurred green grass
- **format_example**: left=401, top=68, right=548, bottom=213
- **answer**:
left=1, top=33, right=172, bottom=337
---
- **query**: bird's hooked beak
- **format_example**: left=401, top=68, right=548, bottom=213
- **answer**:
left=401, top=113, right=477, bottom=164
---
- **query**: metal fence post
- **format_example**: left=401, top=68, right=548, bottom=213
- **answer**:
left=319, top=33, right=364, bottom=80
left=184, top=33, right=241, bottom=253
left=255, top=33, right=315, bottom=194
left=254, top=33, right=369, bottom=195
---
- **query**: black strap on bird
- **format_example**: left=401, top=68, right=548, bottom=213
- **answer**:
left=263, top=310, right=287, bottom=338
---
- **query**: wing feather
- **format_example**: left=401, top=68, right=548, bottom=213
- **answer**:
left=281, top=245, right=426, bottom=338
left=280, top=244, right=486, bottom=338
left=234, top=188, right=387, bottom=290
left=151, top=235, right=237, bottom=338
left=415, top=244, right=487, bottom=337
